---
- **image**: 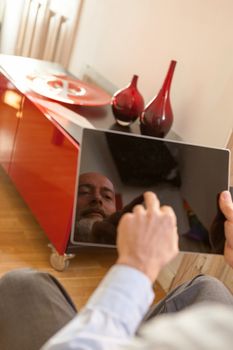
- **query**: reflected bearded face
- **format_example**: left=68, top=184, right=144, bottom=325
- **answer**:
left=75, top=173, right=116, bottom=241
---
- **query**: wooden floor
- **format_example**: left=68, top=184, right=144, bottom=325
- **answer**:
left=0, top=167, right=165, bottom=309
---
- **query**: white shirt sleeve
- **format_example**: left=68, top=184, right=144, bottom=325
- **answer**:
left=41, top=264, right=154, bottom=350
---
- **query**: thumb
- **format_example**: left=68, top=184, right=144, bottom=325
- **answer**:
left=219, top=191, right=233, bottom=222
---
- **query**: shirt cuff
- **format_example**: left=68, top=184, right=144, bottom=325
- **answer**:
left=85, top=264, right=155, bottom=335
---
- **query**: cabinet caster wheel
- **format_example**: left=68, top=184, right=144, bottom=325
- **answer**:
left=50, top=253, right=70, bottom=271
left=48, top=244, right=75, bottom=271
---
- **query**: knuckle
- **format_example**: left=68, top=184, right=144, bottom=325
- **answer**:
left=133, top=204, right=143, bottom=211
left=162, top=206, right=176, bottom=222
left=120, top=212, right=133, bottom=223
left=147, top=206, right=157, bottom=216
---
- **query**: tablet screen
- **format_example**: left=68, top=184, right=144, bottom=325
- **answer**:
left=70, top=129, right=230, bottom=254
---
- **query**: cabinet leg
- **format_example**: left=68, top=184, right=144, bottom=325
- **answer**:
left=48, top=244, right=75, bottom=271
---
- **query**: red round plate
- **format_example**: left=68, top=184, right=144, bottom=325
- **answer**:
left=30, top=75, right=111, bottom=106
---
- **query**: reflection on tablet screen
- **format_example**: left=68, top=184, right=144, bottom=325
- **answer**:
left=70, top=129, right=230, bottom=255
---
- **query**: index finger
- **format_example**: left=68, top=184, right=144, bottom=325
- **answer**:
left=143, top=191, right=160, bottom=212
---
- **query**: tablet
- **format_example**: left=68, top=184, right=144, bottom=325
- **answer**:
left=70, top=128, right=230, bottom=254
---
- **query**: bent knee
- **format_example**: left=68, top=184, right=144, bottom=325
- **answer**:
left=191, top=274, right=230, bottom=294
left=0, top=268, right=48, bottom=293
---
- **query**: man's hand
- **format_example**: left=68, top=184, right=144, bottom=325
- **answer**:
left=219, top=191, right=233, bottom=267
left=116, top=192, right=179, bottom=283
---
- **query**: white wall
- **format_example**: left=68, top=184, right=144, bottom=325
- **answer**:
left=0, top=0, right=25, bottom=54
left=69, top=0, right=233, bottom=148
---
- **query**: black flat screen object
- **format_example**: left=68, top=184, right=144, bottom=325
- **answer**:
left=70, top=128, right=230, bottom=255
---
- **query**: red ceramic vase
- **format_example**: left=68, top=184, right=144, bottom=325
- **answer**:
left=111, top=75, right=144, bottom=126
left=140, top=60, right=177, bottom=138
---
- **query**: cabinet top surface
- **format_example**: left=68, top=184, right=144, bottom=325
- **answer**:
left=0, top=55, right=177, bottom=143
left=0, top=55, right=139, bottom=141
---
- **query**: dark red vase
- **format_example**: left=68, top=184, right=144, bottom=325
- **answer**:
left=111, top=75, right=144, bottom=126
left=140, top=60, right=177, bottom=138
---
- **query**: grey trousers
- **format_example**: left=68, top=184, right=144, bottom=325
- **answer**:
left=143, top=274, right=233, bottom=321
left=0, top=269, right=77, bottom=350
left=0, top=269, right=233, bottom=350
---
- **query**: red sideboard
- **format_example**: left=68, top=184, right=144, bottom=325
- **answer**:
left=0, top=72, right=79, bottom=257
left=0, top=54, right=121, bottom=269
left=0, top=54, right=118, bottom=270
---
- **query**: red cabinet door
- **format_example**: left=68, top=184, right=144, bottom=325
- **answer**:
left=9, top=96, right=79, bottom=254
left=0, top=73, right=23, bottom=172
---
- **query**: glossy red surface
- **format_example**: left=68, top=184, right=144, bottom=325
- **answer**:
left=0, top=80, right=79, bottom=254
left=0, top=74, right=22, bottom=172
left=10, top=96, right=79, bottom=254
